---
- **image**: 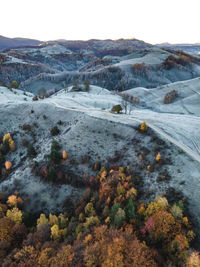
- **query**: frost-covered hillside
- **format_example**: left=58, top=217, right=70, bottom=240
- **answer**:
left=1, top=38, right=200, bottom=95
left=1, top=82, right=200, bottom=238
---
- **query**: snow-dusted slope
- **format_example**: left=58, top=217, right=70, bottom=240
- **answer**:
left=0, top=86, right=33, bottom=104
left=1, top=84, right=200, bottom=230
left=115, top=47, right=171, bottom=68
left=45, top=88, right=200, bottom=230
left=125, top=77, right=200, bottom=115
left=48, top=85, right=121, bottom=110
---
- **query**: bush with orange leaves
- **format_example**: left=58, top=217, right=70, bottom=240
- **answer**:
left=5, top=160, right=12, bottom=170
left=7, top=194, right=23, bottom=207
left=62, top=150, right=68, bottom=160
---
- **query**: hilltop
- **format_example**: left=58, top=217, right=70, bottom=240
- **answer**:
left=0, top=35, right=43, bottom=50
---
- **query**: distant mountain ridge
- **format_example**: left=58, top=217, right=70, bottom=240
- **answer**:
left=157, top=42, right=200, bottom=57
left=0, top=35, right=43, bottom=50
left=1, top=35, right=200, bottom=94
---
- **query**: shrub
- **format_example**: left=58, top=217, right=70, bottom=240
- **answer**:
left=159, top=55, right=176, bottom=70
left=57, top=120, right=63, bottom=125
left=27, top=144, right=37, bottom=158
left=5, top=161, right=12, bottom=170
left=111, top=104, right=122, bottom=114
left=140, top=122, right=148, bottom=132
left=22, top=124, right=31, bottom=132
left=62, top=150, right=68, bottom=160
left=51, top=140, right=61, bottom=151
left=21, top=139, right=29, bottom=147
left=155, top=152, right=161, bottom=161
left=1, top=133, right=16, bottom=152
left=163, top=89, right=178, bottom=104
left=131, top=63, right=151, bottom=76
left=50, top=150, right=61, bottom=164
left=32, top=96, right=38, bottom=101
left=50, top=126, right=60, bottom=136
left=10, top=81, right=19, bottom=89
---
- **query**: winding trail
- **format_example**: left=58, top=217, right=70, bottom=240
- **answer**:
left=48, top=99, right=200, bottom=164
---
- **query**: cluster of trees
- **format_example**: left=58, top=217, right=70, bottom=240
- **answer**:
left=0, top=127, right=200, bottom=266
left=131, top=63, right=152, bottom=77
left=34, top=140, right=70, bottom=184
left=111, top=93, right=140, bottom=115
left=72, top=79, right=90, bottom=92
left=158, top=52, right=199, bottom=70
left=0, top=163, right=199, bottom=266
left=119, top=92, right=140, bottom=114
left=0, top=133, right=16, bottom=180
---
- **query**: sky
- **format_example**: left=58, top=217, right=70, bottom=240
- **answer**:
left=1, top=0, right=200, bottom=44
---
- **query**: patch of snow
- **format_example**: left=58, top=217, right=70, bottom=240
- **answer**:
left=0, top=87, right=33, bottom=104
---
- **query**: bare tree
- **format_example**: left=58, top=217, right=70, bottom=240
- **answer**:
left=121, top=94, right=129, bottom=114
left=128, top=102, right=133, bottom=115
left=120, top=93, right=140, bottom=114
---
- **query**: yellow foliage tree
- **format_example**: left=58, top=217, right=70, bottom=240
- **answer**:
left=62, top=150, right=68, bottom=160
left=51, top=224, right=62, bottom=241
left=3, top=133, right=16, bottom=152
left=84, top=216, right=100, bottom=229
left=37, top=214, right=49, bottom=229
left=6, top=207, right=22, bottom=224
left=154, top=195, right=168, bottom=209
left=140, top=122, right=148, bottom=132
left=85, top=202, right=95, bottom=216
left=126, top=187, right=137, bottom=200
left=9, top=140, right=16, bottom=151
left=3, top=133, right=12, bottom=143
left=156, top=153, right=161, bottom=161
left=49, top=213, right=58, bottom=226
left=144, top=202, right=163, bottom=219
